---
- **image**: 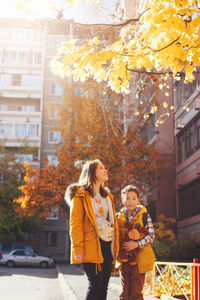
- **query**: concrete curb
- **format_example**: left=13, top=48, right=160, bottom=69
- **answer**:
left=56, top=264, right=78, bottom=300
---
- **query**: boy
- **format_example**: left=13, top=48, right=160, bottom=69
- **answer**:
left=117, top=185, right=155, bottom=300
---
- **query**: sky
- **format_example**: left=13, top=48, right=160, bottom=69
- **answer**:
left=0, top=0, right=120, bottom=24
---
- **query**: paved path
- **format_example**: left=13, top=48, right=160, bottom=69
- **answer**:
left=57, top=264, right=158, bottom=300
left=0, top=265, right=63, bottom=300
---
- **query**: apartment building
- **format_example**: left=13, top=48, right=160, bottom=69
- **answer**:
left=0, top=18, right=43, bottom=167
left=174, top=76, right=200, bottom=241
left=0, top=18, right=73, bottom=260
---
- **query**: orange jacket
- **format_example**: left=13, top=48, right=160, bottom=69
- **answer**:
left=69, top=188, right=119, bottom=264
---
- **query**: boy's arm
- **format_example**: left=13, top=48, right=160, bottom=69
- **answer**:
left=138, top=214, right=155, bottom=248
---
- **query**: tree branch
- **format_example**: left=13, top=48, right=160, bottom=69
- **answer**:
left=127, top=68, right=173, bottom=75
left=73, top=8, right=150, bottom=27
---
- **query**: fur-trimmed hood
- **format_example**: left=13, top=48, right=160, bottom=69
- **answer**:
left=64, top=183, right=80, bottom=207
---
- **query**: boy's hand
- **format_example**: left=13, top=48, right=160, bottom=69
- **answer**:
left=74, top=254, right=84, bottom=262
left=123, top=241, right=139, bottom=251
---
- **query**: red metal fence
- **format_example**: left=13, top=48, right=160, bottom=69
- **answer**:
left=193, top=259, right=200, bottom=300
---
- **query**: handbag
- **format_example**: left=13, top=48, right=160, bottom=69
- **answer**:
left=98, top=223, right=114, bottom=242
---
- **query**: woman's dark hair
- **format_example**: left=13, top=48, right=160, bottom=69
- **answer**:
left=78, top=159, right=108, bottom=197
left=121, top=185, right=140, bottom=199
left=66, top=159, right=108, bottom=201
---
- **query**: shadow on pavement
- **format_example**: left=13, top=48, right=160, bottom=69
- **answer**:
left=0, top=265, right=57, bottom=278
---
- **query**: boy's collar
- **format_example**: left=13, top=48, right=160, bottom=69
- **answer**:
left=122, top=205, right=143, bottom=218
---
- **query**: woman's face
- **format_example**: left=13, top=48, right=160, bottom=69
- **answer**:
left=95, top=162, right=108, bottom=184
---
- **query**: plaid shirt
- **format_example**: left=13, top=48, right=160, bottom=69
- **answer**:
left=123, top=206, right=155, bottom=248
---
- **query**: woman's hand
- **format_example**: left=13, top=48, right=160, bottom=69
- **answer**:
left=123, top=240, right=139, bottom=251
left=74, top=254, right=84, bottom=262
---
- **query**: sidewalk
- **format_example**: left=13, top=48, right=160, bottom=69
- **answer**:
left=56, top=264, right=158, bottom=300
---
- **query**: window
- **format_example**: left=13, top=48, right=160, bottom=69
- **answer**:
left=33, top=52, right=42, bottom=64
left=174, top=76, right=200, bottom=109
left=3, top=50, right=17, bottom=64
left=195, top=117, right=200, bottom=150
left=74, top=160, right=83, bottom=168
left=14, top=123, right=39, bottom=137
left=179, top=178, right=200, bottom=220
left=49, top=108, right=59, bottom=120
left=13, top=250, right=25, bottom=256
left=75, top=87, right=82, bottom=96
left=146, top=201, right=156, bottom=223
left=49, top=130, right=61, bottom=144
left=15, top=124, right=27, bottom=136
left=147, top=114, right=156, bottom=141
left=23, top=232, right=36, bottom=242
left=17, top=106, right=35, bottom=112
left=28, top=124, right=38, bottom=136
left=46, top=232, right=57, bottom=246
left=15, top=154, right=33, bottom=163
left=17, top=174, right=25, bottom=181
left=46, top=207, right=59, bottom=220
left=105, top=94, right=110, bottom=101
left=0, top=123, right=13, bottom=136
left=50, top=84, right=62, bottom=96
left=18, top=51, right=27, bottom=64
left=0, top=105, right=8, bottom=111
left=177, top=115, right=200, bottom=164
left=24, top=251, right=33, bottom=256
left=47, top=155, right=58, bottom=166
left=12, top=74, right=21, bottom=86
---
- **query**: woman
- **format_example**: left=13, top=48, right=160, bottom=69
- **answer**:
left=65, top=159, right=119, bottom=300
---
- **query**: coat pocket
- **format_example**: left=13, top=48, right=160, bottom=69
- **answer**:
left=84, top=230, right=97, bottom=242
left=137, top=244, right=155, bottom=273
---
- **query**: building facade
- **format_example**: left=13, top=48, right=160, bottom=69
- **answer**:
left=0, top=18, right=73, bottom=261
left=124, top=0, right=200, bottom=243
left=0, top=17, right=116, bottom=261
left=174, top=76, right=200, bottom=241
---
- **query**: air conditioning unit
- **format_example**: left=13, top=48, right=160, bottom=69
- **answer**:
left=195, top=97, right=200, bottom=110
left=196, top=163, right=200, bottom=174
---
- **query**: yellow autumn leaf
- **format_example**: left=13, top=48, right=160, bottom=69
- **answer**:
left=151, top=106, right=158, bottom=114
left=163, top=102, right=168, bottom=108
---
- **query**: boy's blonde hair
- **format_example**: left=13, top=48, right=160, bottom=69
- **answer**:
left=121, top=185, right=140, bottom=200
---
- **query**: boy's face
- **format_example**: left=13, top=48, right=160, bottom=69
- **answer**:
left=122, top=191, right=139, bottom=213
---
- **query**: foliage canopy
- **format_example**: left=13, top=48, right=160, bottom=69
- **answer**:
left=14, top=85, right=161, bottom=217
left=51, top=0, right=200, bottom=93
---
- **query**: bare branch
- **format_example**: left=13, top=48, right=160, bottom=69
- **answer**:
left=127, top=68, right=173, bottom=75
left=72, top=8, right=150, bottom=27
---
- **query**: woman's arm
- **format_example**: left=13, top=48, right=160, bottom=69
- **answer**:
left=70, top=195, right=85, bottom=261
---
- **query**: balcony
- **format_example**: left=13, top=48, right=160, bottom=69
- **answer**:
left=0, top=86, right=42, bottom=98
left=0, top=112, right=42, bottom=147
left=0, top=110, right=42, bottom=123
left=0, top=136, right=41, bottom=148
left=0, top=63, right=43, bottom=75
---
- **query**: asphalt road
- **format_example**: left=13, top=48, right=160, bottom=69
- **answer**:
left=0, top=265, right=64, bottom=300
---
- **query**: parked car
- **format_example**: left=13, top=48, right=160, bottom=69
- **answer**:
left=0, top=243, right=34, bottom=254
left=0, top=249, right=54, bottom=268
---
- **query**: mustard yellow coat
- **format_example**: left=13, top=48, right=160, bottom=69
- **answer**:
left=69, top=188, right=119, bottom=264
